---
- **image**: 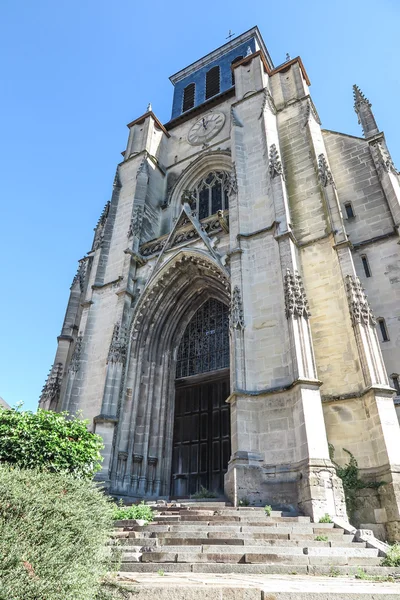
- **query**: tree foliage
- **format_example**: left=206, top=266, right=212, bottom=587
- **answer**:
left=0, top=466, right=120, bottom=600
left=0, top=407, right=103, bottom=478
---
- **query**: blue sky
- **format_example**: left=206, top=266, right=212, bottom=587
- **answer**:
left=1, top=0, right=399, bottom=411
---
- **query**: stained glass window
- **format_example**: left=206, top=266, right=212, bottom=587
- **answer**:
left=188, top=171, right=229, bottom=220
left=176, top=298, right=229, bottom=378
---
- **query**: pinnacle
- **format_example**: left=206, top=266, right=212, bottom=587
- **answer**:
left=353, top=84, right=370, bottom=109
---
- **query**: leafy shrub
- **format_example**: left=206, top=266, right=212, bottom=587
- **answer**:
left=239, top=497, right=250, bottom=506
left=0, top=466, right=119, bottom=600
left=0, top=407, right=103, bottom=478
left=319, top=513, right=332, bottom=523
left=381, top=543, right=400, bottom=567
left=329, top=445, right=385, bottom=519
left=315, top=534, right=328, bottom=541
left=264, top=505, right=272, bottom=516
left=112, top=501, right=154, bottom=523
left=191, top=486, right=218, bottom=499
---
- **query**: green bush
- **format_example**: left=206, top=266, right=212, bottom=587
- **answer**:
left=329, top=445, right=385, bottom=519
left=0, top=407, right=103, bottom=478
left=191, top=486, right=218, bottom=499
left=264, top=504, right=272, bottom=516
left=381, top=543, right=400, bottom=567
left=0, top=466, right=119, bottom=600
left=112, top=501, right=154, bottom=523
left=315, top=534, right=328, bottom=542
left=319, top=513, right=332, bottom=523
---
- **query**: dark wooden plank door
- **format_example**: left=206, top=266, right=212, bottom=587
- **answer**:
left=171, top=373, right=230, bottom=497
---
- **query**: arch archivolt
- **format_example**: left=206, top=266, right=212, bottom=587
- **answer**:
left=110, top=249, right=231, bottom=497
left=168, top=150, right=233, bottom=219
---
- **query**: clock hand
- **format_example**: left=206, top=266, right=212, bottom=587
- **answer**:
left=202, top=117, right=208, bottom=129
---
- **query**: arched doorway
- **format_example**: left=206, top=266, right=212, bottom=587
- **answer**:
left=171, top=298, right=231, bottom=497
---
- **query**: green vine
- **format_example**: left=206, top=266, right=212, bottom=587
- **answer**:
left=329, top=444, right=385, bottom=520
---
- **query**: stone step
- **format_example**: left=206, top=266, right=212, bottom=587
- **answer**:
left=134, top=545, right=377, bottom=559
left=119, top=562, right=400, bottom=576
left=134, top=551, right=384, bottom=566
left=158, top=532, right=353, bottom=542
left=113, top=571, right=400, bottom=600
left=152, top=515, right=310, bottom=523
left=120, top=539, right=366, bottom=550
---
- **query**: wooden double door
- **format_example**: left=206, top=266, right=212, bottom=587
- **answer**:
left=171, top=370, right=231, bottom=498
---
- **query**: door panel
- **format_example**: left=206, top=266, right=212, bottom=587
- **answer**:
left=171, top=372, right=230, bottom=497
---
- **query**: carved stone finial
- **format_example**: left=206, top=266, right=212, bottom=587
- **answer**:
left=181, top=189, right=196, bottom=207
left=269, top=144, right=284, bottom=179
left=69, top=336, right=83, bottom=373
left=147, top=102, right=152, bottom=112
left=285, top=52, right=291, bottom=61
left=346, top=275, right=376, bottom=327
left=353, top=84, right=379, bottom=137
left=127, top=206, right=144, bottom=238
left=284, top=269, right=311, bottom=319
left=353, top=84, right=371, bottom=111
left=40, top=362, right=63, bottom=405
left=71, top=259, right=87, bottom=292
left=93, top=201, right=110, bottom=250
left=231, top=286, right=245, bottom=330
left=226, top=164, right=238, bottom=198
left=318, top=154, right=335, bottom=187
left=107, top=323, right=128, bottom=364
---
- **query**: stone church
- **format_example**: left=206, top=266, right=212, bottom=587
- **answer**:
left=40, top=27, right=400, bottom=539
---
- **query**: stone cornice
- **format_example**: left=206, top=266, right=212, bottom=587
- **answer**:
left=226, top=378, right=323, bottom=402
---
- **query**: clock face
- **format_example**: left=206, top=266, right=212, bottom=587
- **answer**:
left=187, top=112, right=225, bottom=146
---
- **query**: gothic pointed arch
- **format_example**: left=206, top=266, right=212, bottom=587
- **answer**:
left=110, top=249, right=231, bottom=497
left=168, top=150, right=232, bottom=211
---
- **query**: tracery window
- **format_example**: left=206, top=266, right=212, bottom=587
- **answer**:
left=189, top=171, right=230, bottom=220
left=176, top=298, right=229, bottom=378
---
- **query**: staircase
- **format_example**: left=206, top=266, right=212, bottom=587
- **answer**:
left=113, top=501, right=396, bottom=577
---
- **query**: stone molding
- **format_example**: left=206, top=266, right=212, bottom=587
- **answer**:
left=346, top=275, right=376, bottom=327
left=127, top=206, right=144, bottom=238
left=107, top=323, right=128, bottom=365
left=70, top=259, right=88, bottom=292
left=40, top=362, right=63, bottom=406
left=93, top=201, right=110, bottom=251
left=284, top=269, right=311, bottom=319
left=230, top=286, right=245, bottom=330
left=68, top=336, right=83, bottom=373
left=370, top=140, right=397, bottom=175
left=269, top=144, right=284, bottom=179
left=317, top=153, right=335, bottom=187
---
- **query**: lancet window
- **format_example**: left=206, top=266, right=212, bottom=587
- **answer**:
left=188, top=171, right=230, bottom=220
left=176, top=298, right=229, bottom=378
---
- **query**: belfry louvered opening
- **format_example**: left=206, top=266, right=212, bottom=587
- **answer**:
left=205, top=66, right=220, bottom=100
left=182, top=83, right=195, bottom=112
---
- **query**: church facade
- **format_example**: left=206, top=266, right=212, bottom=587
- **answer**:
left=40, top=27, right=400, bottom=540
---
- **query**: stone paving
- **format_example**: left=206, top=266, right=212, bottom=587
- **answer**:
left=116, top=572, right=400, bottom=599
